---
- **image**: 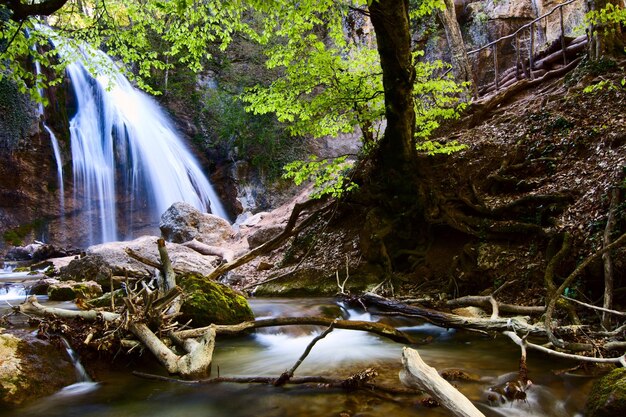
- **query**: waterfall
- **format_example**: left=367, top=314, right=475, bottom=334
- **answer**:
left=44, top=31, right=228, bottom=245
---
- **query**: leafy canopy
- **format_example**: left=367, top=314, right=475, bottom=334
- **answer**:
left=1, top=0, right=468, bottom=197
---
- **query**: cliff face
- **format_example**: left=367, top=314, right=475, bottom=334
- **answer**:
left=0, top=77, right=70, bottom=253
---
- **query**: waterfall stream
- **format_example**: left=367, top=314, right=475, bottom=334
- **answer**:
left=40, top=30, right=228, bottom=245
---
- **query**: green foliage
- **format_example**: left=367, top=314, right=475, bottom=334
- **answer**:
left=586, top=3, right=626, bottom=28
left=2, top=218, right=46, bottom=246
left=1, top=0, right=468, bottom=197
left=283, top=155, right=358, bottom=199
left=416, top=140, right=467, bottom=155
left=204, top=89, right=304, bottom=178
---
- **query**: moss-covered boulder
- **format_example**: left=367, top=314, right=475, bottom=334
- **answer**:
left=0, top=331, right=75, bottom=407
left=586, top=368, right=626, bottom=417
left=179, top=274, right=254, bottom=326
left=48, top=280, right=102, bottom=301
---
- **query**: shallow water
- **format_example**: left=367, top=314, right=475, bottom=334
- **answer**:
left=1, top=297, right=594, bottom=417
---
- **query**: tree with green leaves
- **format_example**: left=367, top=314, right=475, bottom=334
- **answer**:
left=1, top=0, right=467, bottom=199
left=587, top=0, right=625, bottom=60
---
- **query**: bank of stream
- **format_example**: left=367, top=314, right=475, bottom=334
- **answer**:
left=0, top=272, right=594, bottom=417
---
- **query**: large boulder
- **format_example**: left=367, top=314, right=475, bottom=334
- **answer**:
left=246, top=224, right=284, bottom=249
left=586, top=368, right=626, bottom=417
left=59, top=236, right=220, bottom=287
left=160, top=202, right=233, bottom=245
left=179, top=274, right=254, bottom=326
left=0, top=331, right=75, bottom=407
left=59, top=253, right=114, bottom=286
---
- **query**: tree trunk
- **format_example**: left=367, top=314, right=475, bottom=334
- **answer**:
left=588, top=0, right=625, bottom=60
left=602, top=188, right=620, bottom=328
left=368, top=0, right=416, bottom=182
left=438, top=0, right=476, bottom=92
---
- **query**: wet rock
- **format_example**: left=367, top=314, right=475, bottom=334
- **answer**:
left=440, top=368, right=482, bottom=382
left=451, top=306, right=488, bottom=318
left=27, top=278, right=60, bottom=295
left=59, top=236, right=220, bottom=287
left=247, top=225, right=284, bottom=249
left=48, top=280, right=102, bottom=301
left=160, top=202, right=233, bottom=245
left=0, top=331, right=75, bottom=407
left=179, top=273, right=254, bottom=326
left=59, top=253, right=113, bottom=286
left=586, top=368, right=626, bottom=417
left=5, top=242, right=67, bottom=262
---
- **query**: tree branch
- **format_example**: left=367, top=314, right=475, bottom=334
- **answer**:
left=5, top=0, right=69, bottom=21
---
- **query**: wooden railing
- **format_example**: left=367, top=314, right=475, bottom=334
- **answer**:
left=467, top=0, right=581, bottom=96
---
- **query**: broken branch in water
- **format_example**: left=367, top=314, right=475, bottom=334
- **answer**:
left=274, top=322, right=335, bottom=386
left=400, top=347, right=486, bottom=417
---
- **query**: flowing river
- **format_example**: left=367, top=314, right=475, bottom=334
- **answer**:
left=0, top=274, right=593, bottom=417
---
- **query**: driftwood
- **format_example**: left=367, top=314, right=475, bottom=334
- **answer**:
left=561, top=295, right=626, bottom=317
left=157, top=238, right=182, bottom=315
left=400, top=347, right=485, bottom=417
left=361, top=292, right=547, bottom=336
left=182, top=239, right=235, bottom=262
left=446, top=295, right=544, bottom=316
left=362, top=293, right=626, bottom=356
left=133, top=370, right=420, bottom=397
left=129, top=322, right=216, bottom=378
left=19, top=295, right=215, bottom=378
left=504, top=331, right=626, bottom=365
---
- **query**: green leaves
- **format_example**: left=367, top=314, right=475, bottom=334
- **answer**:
left=283, top=155, right=358, bottom=199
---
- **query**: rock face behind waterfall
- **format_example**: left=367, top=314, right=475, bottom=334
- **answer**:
left=0, top=331, right=75, bottom=407
left=160, top=201, right=233, bottom=245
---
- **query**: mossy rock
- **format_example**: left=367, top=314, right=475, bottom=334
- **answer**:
left=59, top=254, right=112, bottom=286
left=87, top=289, right=125, bottom=308
left=179, top=274, right=254, bottom=326
left=586, top=368, right=626, bottom=417
left=0, top=331, right=75, bottom=407
left=48, top=281, right=102, bottom=301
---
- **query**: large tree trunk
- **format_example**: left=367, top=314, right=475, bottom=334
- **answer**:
left=368, top=0, right=416, bottom=182
left=438, top=0, right=474, bottom=89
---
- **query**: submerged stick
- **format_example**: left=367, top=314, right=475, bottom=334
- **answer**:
left=275, top=323, right=335, bottom=386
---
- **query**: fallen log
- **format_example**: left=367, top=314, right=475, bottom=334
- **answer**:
left=204, top=198, right=328, bottom=281
left=17, top=295, right=414, bottom=344
left=446, top=296, right=544, bottom=316
left=175, top=316, right=414, bottom=344
left=130, top=322, right=216, bottom=379
left=400, top=347, right=485, bottom=417
left=182, top=239, right=235, bottom=262
left=361, top=293, right=546, bottom=336
left=503, top=331, right=626, bottom=365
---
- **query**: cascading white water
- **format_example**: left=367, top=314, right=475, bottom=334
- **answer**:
left=44, top=31, right=228, bottom=245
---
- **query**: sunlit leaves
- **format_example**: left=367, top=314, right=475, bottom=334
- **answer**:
left=283, top=155, right=358, bottom=199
